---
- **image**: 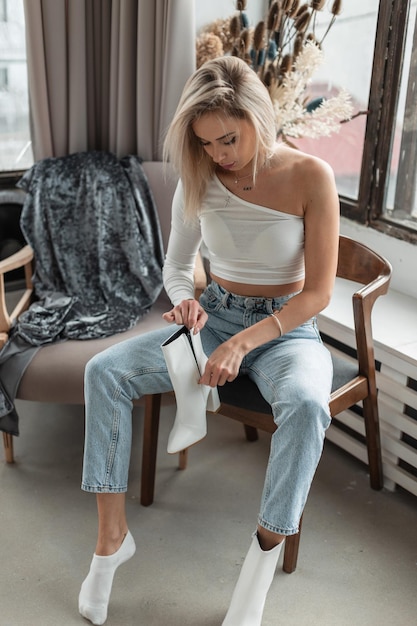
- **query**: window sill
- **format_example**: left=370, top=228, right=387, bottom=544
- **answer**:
left=320, top=278, right=417, bottom=369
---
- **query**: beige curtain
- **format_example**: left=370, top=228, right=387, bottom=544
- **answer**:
left=23, top=0, right=195, bottom=161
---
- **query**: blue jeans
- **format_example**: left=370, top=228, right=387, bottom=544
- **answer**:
left=82, top=281, right=333, bottom=535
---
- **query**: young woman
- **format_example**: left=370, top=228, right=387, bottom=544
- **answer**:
left=78, top=56, right=339, bottom=625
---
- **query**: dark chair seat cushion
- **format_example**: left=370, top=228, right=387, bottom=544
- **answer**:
left=218, top=353, right=360, bottom=415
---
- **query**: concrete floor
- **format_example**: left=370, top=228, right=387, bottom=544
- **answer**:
left=1, top=398, right=417, bottom=626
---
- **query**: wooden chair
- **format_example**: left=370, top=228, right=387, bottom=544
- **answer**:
left=140, top=235, right=392, bottom=573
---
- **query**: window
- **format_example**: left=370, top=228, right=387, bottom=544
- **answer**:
left=384, top=2, right=417, bottom=232
left=1, top=0, right=417, bottom=243
left=0, top=0, right=33, bottom=174
left=0, top=66, right=8, bottom=90
left=287, top=0, right=417, bottom=243
left=292, top=0, right=379, bottom=202
left=0, top=0, right=7, bottom=23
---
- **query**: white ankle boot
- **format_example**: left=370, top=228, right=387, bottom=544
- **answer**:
left=161, top=326, right=219, bottom=454
left=222, top=532, right=284, bottom=626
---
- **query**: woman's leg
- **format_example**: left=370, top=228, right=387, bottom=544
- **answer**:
left=252, top=326, right=333, bottom=537
left=81, top=326, right=177, bottom=495
left=95, top=493, right=128, bottom=555
left=201, top=285, right=333, bottom=537
left=79, top=326, right=178, bottom=625
left=79, top=495, right=137, bottom=626
left=223, top=321, right=333, bottom=626
left=256, top=526, right=285, bottom=550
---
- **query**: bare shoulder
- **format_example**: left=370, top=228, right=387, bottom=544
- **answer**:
left=267, top=143, right=339, bottom=223
left=258, top=143, right=337, bottom=216
left=273, top=142, right=335, bottom=184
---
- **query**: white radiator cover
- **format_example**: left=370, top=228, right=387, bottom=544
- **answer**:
left=319, top=278, right=417, bottom=497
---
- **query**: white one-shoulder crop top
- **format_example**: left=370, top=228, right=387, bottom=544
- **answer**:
left=163, top=177, right=305, bottom=305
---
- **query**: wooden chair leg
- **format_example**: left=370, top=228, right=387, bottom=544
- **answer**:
left=244, top=425, right=259, bottom=442
left=3, top=432, right=14, bottom=463
left=362, top=394, right=384, bottom=490
left=140, top=394, right=161, bottom=506
left=282, top=515, right=303, bottom=574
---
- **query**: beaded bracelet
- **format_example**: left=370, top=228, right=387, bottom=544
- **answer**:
left=270, top=313, right=283, bottom=337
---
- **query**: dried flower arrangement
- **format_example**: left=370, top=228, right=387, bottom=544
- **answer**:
left=196, top=0, right=354, bottom=140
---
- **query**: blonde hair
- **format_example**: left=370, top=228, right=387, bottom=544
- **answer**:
left=163, top=56, right=277, bottom=219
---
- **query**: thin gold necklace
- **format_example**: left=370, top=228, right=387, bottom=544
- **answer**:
left=233, top=170, right=255, bottom=191
left=234, top=171, right=253, bottom=184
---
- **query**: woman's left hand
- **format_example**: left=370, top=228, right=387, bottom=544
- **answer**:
left=200, top=340, right=244, bottom=387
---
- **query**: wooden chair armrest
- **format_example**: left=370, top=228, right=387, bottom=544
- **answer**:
left=353, top=270, right=391, bottom=309
left=0, top=245, right=34, bottom=342
left=0, top=244, right=34, bottom=275
left=0, top=332, right=9, bottom=349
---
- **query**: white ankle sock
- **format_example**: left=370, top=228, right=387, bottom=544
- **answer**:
left=78, top=530, right=136, bottom=625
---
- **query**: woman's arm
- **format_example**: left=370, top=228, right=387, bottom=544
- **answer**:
left=162, top=181, right=202, bottom=304
left=162, top=181, right=208, bottom=329
left=201, top=156, right=340, bottom=387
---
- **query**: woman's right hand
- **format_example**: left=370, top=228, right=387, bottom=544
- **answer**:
left=162, top=299, right=208, bottom=334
